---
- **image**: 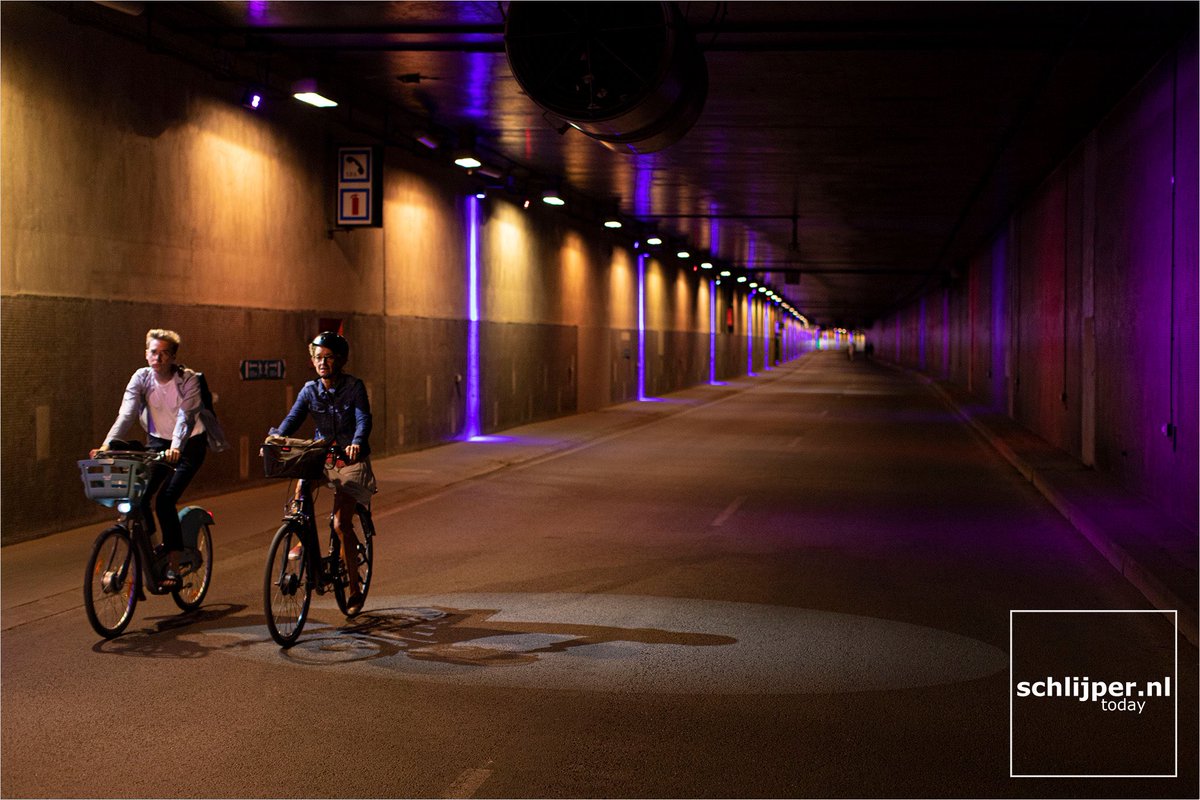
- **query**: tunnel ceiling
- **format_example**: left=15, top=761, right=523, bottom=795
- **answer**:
left=64, top=1, right=1196, bottom=328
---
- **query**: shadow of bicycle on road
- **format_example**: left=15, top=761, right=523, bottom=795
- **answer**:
left=89, top=603, right=265, bottom=659
left=278, top=605, right=737, bottom=667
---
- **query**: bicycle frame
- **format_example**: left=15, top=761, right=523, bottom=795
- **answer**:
left=263, top=453, right=376, bottom=646
left=281, top=476, right=375, bottom=595
left=285, top=477, right=342, bottom=594
left=112, top=470, right=177, bottom=597
left=82, top=450, right=215, bottom=638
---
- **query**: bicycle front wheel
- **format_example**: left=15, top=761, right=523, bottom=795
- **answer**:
left=264, top=522, right=310, bottom=647
left=84, top=526, right=139, bottom=638
left=172, top=521, right=213, bottom=612
left=334, top=515, right=373, bottom=618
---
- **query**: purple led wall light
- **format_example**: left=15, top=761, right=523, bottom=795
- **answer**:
left=464, top=194, right=481, bottom=439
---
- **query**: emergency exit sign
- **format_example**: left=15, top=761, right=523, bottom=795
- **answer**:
left=337, top=146, right=382, bottom=227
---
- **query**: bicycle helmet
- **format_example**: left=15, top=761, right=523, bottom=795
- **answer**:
left=310, top=331, right=349, bottom=359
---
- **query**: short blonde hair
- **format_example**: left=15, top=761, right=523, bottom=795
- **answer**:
left=146, top=328, right=181, bottom=355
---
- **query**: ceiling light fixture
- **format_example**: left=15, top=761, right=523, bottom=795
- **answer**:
left=291, top=79, right=337, bottom=108
left=453, top=128, right=482, bottom=169
left=541, top=189, right=565, bottom=206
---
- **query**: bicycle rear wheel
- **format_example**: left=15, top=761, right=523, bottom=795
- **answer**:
left=264, top=522, right=311, bottom=647
left=172, top=521, right=213, bottom=612
left=334, top=510, right=374, bottom=617
left=84, top=526, right=139, bottom=638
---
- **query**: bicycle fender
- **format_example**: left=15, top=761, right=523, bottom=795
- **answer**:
left=178, top=505, right=214, bottom=549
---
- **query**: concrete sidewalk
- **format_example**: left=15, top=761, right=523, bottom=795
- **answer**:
left=918, top=372, right=1199, bottom=647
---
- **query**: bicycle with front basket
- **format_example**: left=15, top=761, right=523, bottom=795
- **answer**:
left=78, top=448, right=215, bottom=638
left=260, top=436, right=375, bottom=647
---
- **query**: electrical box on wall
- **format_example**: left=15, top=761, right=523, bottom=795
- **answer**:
left=336, top=146, right=383, bottom=227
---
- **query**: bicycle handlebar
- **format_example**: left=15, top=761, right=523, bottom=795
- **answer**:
left=88, top=450, right=175, bottom=467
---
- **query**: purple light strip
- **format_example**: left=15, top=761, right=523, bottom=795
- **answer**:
left=762, top=304, right=772, bottom=371
left=747, top=290, right=757, bottom=377
left=464, top=194, right=481, bottom=439
left=638, top=252, right=647, bottom=400
left=709, top=279, right=718, bottom=384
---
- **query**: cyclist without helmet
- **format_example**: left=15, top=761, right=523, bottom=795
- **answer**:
left=269, top=331, right=376, bottom=606
left=92, top=329, right=227, bottom=588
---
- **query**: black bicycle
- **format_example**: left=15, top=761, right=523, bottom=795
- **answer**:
left=261, top=437, right=376, bottom=647
left=78, top=450, right=215, bottom=638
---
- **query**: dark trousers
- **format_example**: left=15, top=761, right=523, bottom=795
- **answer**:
left=144, top=435, right=208, bottom=551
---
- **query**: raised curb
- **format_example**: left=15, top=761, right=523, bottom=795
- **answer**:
left=917, top=374, right=1198, bottom=647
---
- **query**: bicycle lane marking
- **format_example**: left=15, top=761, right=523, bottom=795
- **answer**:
left=710, top=495, right=747, bottom=527
left=443, top=760, right=494, bottom=799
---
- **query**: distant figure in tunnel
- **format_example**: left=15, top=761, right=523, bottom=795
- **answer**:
left=269, top=331, right=376, bottom=608
left=92, top=328, right=226, bottom=587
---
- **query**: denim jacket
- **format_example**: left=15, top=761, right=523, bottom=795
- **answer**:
left=103, top=366, right=229, bottom=452
left=271, top=374, right=372, bottom=456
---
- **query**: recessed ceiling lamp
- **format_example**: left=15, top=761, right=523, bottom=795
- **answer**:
left=291, top=79, right=337, bottom=108
left=453, top=128, right=482, bottom=168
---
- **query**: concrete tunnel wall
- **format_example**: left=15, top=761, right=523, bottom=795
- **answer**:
left=0, top=4, right=809, bottom=543
left=873, top=35, right=1199, bottom=533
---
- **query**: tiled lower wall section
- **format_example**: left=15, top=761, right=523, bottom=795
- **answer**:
left=1, top=296, right=733, bottom=542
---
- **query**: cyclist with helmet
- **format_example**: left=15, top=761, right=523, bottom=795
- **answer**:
left=269, top=331, right=376, bottom=607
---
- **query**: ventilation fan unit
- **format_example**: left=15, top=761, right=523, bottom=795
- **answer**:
left=504, top=1, right=708, bottom=154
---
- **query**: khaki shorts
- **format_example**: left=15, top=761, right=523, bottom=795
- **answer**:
left=324, top=458, right=377, bottom=506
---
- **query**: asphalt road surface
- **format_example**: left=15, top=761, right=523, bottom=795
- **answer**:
left=3, top=352, right=1195, bottom=798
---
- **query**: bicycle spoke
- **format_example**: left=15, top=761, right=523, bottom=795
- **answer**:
left=84, top=528, right=138, bottom=638
left=264, top=524, right=310, bottom=646
left=173, top=522, right=213, bottom=612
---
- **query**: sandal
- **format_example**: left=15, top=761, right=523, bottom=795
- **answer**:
left=159, top=570, right=181, bottom=590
